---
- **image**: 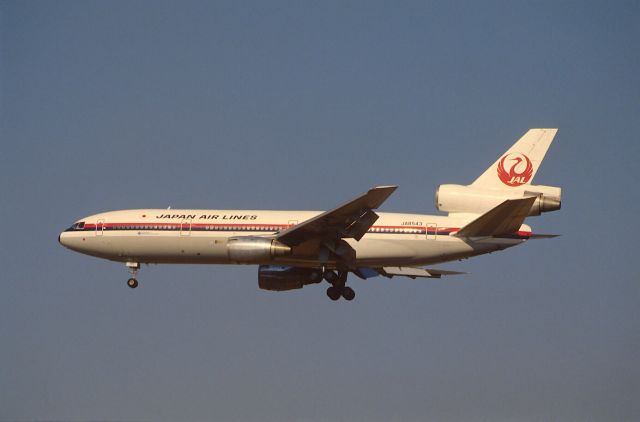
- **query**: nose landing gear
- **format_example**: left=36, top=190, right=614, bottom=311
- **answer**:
left=323, top=270, right=355, bottom=301
left=126, top=261, right=140, bottom=289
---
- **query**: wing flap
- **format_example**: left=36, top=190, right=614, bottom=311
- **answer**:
left=341, top=208, right=379, bottom=240
left=455, top=196, right=536, bottom=237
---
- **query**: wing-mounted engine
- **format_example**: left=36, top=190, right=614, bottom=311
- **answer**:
left=258, top=265, right=323, bottom=291
left=435, top=184, right=561, bottom=216
left=227, top=237, right=291, bottom=263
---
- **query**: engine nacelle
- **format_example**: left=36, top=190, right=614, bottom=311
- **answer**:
left=435, top=184, right=561, bottom=216
left=258, top=265, right=324, bottom=291
left=227, top=237, right=291, bottom=263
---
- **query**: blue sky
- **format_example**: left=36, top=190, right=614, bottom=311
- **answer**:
left=1, top=1, right=639, bottom=421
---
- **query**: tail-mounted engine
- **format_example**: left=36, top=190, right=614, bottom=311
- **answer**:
left=258, top=265, right=324, bottom=291
left=435, top=184, right=561, bottom=216
left=227, top=237, right=291, bottom=263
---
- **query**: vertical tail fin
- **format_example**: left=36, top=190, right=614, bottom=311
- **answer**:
left=471, top=129, right=558, bottom=189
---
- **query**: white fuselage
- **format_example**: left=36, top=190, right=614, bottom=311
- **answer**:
left=59, top=209, right=531, bottom=268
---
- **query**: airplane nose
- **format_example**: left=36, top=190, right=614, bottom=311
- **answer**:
left=58, top=232, right=67, bottom=246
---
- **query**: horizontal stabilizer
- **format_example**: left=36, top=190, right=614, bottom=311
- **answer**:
left=455, top=196, right=536, bottom=237
left=380, top=266, right=466, bottom=279
left=528, top=234, right=560, bottom=239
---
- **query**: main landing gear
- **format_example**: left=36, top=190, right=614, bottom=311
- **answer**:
left=126, top=262, right=140, bottom=289
left=323, top=270, right=355, bottom=301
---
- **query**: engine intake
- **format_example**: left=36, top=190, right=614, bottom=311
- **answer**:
left=227, top=237, right=291, bottom=263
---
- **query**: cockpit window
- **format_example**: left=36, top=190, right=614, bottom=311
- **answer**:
left=70, top=222, right=85, bottom=230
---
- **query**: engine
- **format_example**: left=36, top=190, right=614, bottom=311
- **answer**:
left=227, top=237, right=291, bottom=263
left=435, top=184, right=561, bottom=216
left=258, top=265, right=324, bottom=291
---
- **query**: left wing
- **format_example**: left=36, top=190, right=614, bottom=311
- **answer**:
left=276, top=186, right=398, bottom=247
left=377, top=266, right=466, bottom=279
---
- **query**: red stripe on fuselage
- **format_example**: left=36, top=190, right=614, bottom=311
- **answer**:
left=81, top=222, right=531, bottom=238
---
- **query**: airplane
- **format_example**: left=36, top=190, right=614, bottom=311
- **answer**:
left=59, top=128, right=561, bottom=301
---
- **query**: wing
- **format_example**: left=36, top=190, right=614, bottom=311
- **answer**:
left=380, top=266, right=466, bottom=279
left=353, top=266, right=466, bottom=279
left=276, top=185, right=398, bottom=247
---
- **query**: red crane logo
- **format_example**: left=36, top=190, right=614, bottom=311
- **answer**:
left=497, top=153, right=533, bottom=186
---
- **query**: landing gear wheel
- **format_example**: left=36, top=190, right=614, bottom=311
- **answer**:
left=127, top=278, right=138, bottom=289
left=342, top=286, right=355, bottom=301
left=326, top=286, right=341, bottom=301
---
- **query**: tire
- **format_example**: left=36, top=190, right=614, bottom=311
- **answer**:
left=342, top=286, right=355, bottom=301
left=326, top=286, right=341, bottom=301
left=127, top=278, right=138, bottom=289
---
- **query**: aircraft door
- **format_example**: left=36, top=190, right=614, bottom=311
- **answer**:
left=426, top=223, right=437, bottom=240
left=96, top=219, right=104, bottom=236
left=180, top=219, right=192, bottom=236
